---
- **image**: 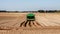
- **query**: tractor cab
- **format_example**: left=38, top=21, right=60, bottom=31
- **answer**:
left=27, top=13, right=35, bottom=21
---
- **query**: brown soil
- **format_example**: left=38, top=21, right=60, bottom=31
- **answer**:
left=0, top=13, right=60, bottom=34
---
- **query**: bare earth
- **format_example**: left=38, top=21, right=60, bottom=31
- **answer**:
left=0, top=13, right=60, bottom=34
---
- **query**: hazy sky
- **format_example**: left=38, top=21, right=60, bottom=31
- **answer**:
left=0, top=0, right=60, bottom=11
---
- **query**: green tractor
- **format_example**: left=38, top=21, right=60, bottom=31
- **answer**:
left=27, top=13, right=35, bottom=21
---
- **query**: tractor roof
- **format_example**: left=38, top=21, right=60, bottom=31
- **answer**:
left=27, top=13, right=35, bottom=16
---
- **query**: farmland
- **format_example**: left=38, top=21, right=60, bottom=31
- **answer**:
left=0, top=12, right=60, bottom=34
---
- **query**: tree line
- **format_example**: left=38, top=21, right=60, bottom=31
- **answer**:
left=0, top=10, right=60, bottom=13
left=38, top=10, right=60, bottom=13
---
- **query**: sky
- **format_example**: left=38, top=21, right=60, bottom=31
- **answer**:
left=0, top=0, right=60, bottom=11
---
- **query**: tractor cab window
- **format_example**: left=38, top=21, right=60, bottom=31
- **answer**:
left=27, top=16, right=35, bottom=19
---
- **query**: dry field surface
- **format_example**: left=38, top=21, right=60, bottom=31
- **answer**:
left=0, top=13, right=60, bottom=34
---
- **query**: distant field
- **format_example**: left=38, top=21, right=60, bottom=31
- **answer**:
left=0, top=13, right=60, bottom=34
